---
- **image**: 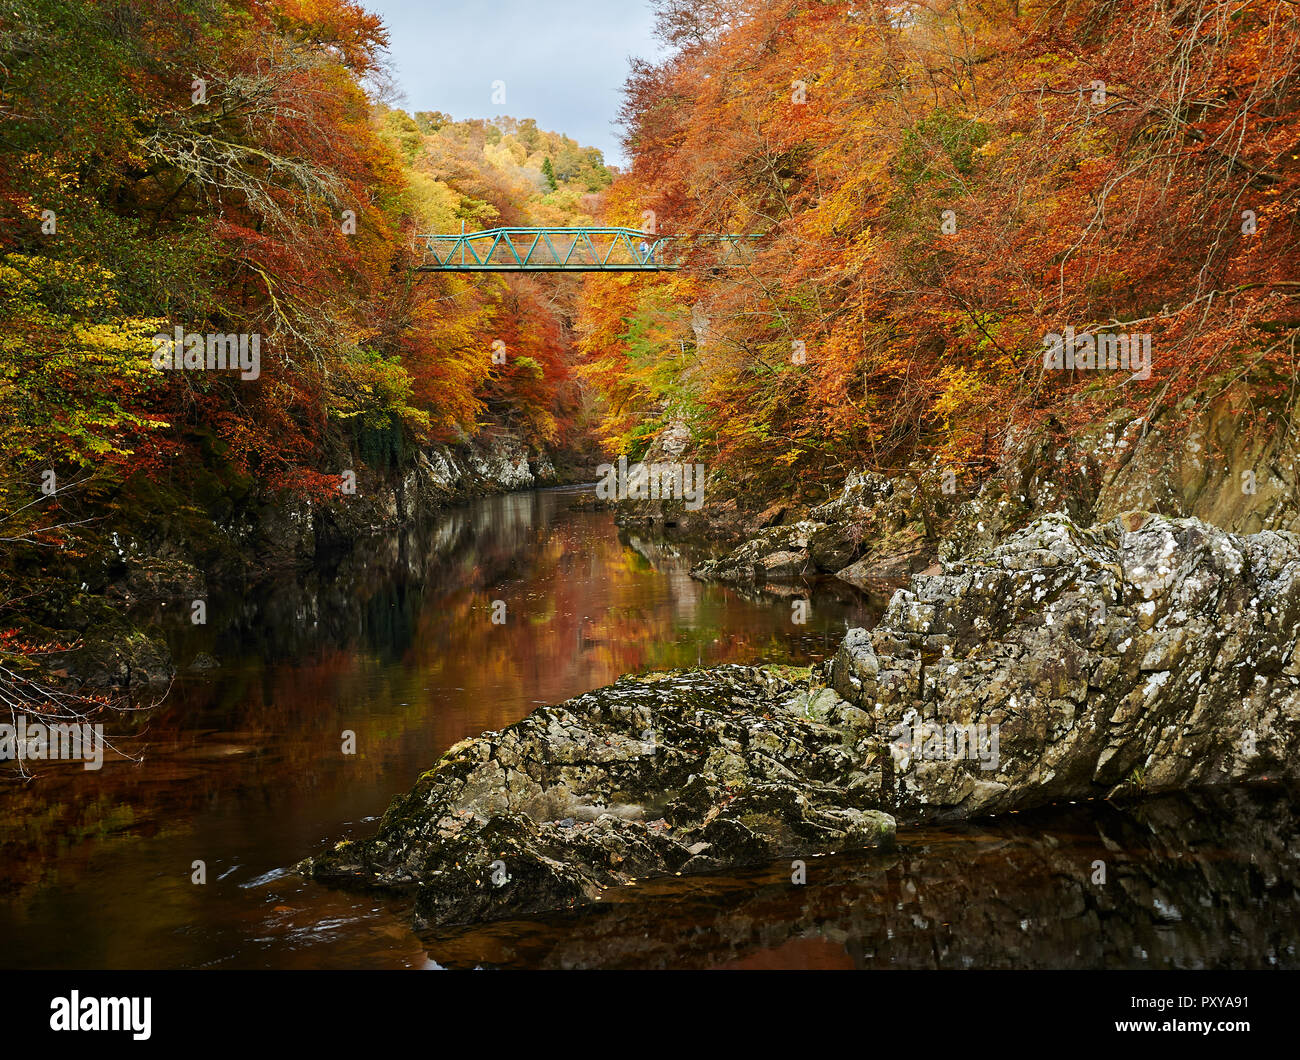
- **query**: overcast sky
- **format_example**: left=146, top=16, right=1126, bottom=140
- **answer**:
left=365, top=0, right=666, bottom=168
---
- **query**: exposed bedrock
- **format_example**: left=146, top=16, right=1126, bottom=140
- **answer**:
left=689, top=388, right=1300, bottom=593
left=830, top=511, right=1300, bottom=819
left=689, top=469, right=940, bottom=588
left=303, top=512, right=1300, bottom=926
left=301, top=666, right=896, bottom=928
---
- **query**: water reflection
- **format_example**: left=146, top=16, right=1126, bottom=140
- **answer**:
left=422, top=785, right=1300, bottom=970
left=0, top=487, right=875, bottom=968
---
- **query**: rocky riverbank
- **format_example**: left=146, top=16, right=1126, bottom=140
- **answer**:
left=617, top=386, right=1300, bottom=602
left=827, top=511, right=1300, bottom=818
left=302, top=509, right=1300, bottom=928
left=3, top=435, right=580, bottom=693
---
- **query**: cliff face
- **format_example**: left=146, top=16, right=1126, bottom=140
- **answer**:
left=93, top=434, right=566, bottom=601
left=254, top=435, right=564, bottom=571
left=943, top=385, right=1300, bottom=564
left=1093, top=387, right=1300, bottom=535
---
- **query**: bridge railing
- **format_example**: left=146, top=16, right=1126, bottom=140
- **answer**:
left=415, top=227, right=760, bottom=272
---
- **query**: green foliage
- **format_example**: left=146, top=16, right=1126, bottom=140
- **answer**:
left=895, top=109, right=991, bottom=190
left=357, top=415, right=406, bottom=473
left=380, top=110, right=427, bottom=165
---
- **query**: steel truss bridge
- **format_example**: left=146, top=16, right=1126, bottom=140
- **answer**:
left=415, top=227, right=759, bottom=272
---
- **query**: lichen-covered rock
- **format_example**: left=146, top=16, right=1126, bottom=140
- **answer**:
left=832, top=512, right=1300, bottom=819
left=690, top=468, right=951, bottom=586
left=301, top=667, right=896, bottom=928
left=609, top=421, right=733, bottom=538
left=691, top=521, right=828, bottom=582
left=408, top=437, right=543, bottom=504
left=466, top=437, right=535, bottom=492
left=833, top=535, right=931, bottom=587
left=51, top=619, right=173, bottom=688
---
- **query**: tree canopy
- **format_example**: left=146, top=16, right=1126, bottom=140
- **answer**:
left=578, top=0, right=1300, bottom=493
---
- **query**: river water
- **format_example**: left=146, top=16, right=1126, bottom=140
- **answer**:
left=2, top=487, right=1297, bottom=969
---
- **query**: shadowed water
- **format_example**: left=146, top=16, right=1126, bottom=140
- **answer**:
left=423, top=785, right=1300, bottom=969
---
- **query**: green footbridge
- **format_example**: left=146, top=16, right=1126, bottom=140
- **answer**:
left=416, top=227, right=759, bottom=272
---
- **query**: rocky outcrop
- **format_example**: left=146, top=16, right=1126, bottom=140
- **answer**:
left=7, top=434, right=564, bottom=698
left=609, top=422, right=759, bottom=541
left=690, top=470, right=940, bottom=588
left=304, top=511, right=1300, bottom=928
left=57, top=621, right=172, bottom=689
left=99, top=434, right=565, bottom=594
left=421, top=435, right=552, bottom=499
left=689, top=388, right=1300, bottom=599
left=14, top=595, right=174, bottom=690
left=1091, top=388, right=1300, bottom=535
left=306, top=435, right=561, bottom=562
left=829, top=511, right=1300, bottom=819
left=688, top=521, right=823, bottom=582
left=301, top=666, right=896, bottom=928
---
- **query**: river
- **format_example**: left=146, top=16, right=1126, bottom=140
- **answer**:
left=2, top=486, right=1297, bottom=969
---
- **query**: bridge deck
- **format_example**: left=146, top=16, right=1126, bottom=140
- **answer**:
left=415, top=227, right=757, bottom=272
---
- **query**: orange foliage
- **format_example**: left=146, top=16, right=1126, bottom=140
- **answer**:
left=583, top=0, right=1300, bottom=492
